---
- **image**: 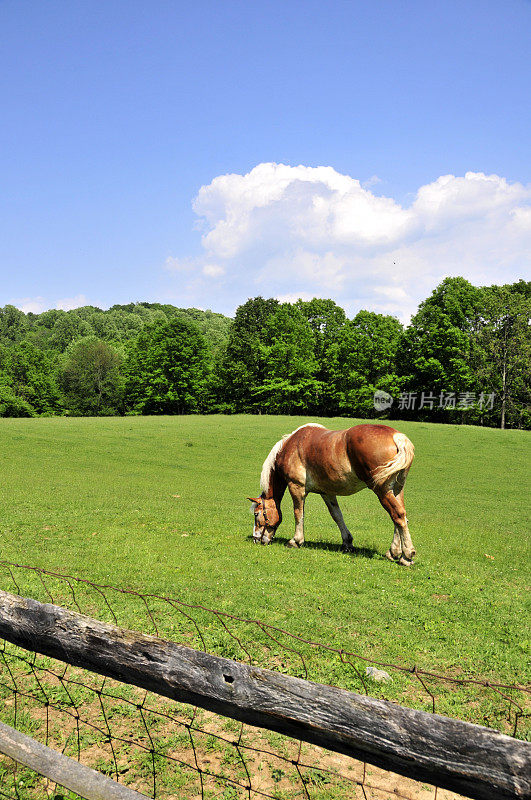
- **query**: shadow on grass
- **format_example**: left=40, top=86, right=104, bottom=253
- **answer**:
left=246, top=535, right=380, bottom=559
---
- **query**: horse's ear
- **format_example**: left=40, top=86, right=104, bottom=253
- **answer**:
left=247, top=497, right=260, bottom=504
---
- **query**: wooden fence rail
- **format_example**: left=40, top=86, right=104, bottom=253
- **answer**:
left=0, top=589, right=529, bottom=800
left=0, top=721, right=149, bottom=800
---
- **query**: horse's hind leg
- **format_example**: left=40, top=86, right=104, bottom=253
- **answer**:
left=387, top=525, right=403, bottom=562
left=322, top=494, right=354, bottom=553
left=377, top=488, right=415, bottom=565
left=287, top=483, right=306, bottom=548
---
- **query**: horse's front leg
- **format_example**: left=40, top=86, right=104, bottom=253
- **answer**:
left=287, top=483, right=306, bottom=548
left=322, top=494, right=354, bottom=553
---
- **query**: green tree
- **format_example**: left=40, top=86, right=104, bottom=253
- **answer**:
left=125, top=317, right=210, bottom=414
left=398, top=277, right=483, bottom=420
left=179, top=307, right=232, bottom=357
left=89, top=311, right=120, bottom=342
left=0, top=305, right=29, bottom=343
left=216, top=297, right=279, bottom=412
left=253, top=304, right=320, bottom=414
left=107, top=309, right=144, bottom=341
left=0, top=381, right=35, bottom=417
left=35, top=309, right=62, bottom=330
left=328, top=311, right=403, bottom=417
left=50, top=313, right=92, bottom=351
left=7, top=341, right=62, bottom=414
left=296, top=298, right=347, bottom=414
left=474, top=285, right=531, bottom=429
left=0, top=346, right=35, bottom=417
left=60, top=337, right=124, bottom=415
left=296, top=298, right=346, bottom=359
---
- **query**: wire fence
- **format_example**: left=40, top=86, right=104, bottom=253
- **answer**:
left=0, top=560, right=529, bottom=800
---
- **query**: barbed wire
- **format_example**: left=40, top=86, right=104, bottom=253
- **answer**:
left=0, top=560, right=529, bottom=800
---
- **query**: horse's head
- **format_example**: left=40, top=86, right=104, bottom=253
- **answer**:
left=247, top=495, right=281, bottom=544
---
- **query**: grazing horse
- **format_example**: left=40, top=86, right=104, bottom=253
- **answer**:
left=248, top=423, right=416, bottom=565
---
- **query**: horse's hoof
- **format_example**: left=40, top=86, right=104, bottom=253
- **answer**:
left=385, top=549, right=400, bottom=562
left=287, top=539, right=301, bottom=548
left=398, top=555, right=413, bottom=567
left=341, top=544, right=354, bottom=553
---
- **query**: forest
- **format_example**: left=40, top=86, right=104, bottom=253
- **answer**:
left=0, top=276, right=529, bottom=429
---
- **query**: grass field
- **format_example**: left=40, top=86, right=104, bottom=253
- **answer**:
left=0, top=414, right=529, bottom=797
left=0, top=414, right=529, bottom=678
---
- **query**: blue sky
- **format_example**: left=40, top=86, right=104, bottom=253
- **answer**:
left=1, top=0, right=530, bottom=320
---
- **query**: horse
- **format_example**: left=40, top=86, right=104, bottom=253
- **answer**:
left=248, top=423, right=416, bottom=565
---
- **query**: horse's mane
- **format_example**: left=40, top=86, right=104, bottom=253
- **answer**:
left=259, top=424, right=325, bottom=493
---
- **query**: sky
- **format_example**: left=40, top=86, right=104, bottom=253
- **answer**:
left=1, top=0, right=530, bottom=321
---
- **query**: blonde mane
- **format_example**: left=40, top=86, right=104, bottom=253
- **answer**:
left=259, top=424, right=325, bottom=493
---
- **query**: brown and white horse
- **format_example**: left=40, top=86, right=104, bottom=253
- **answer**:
left=248, top=423, right=416, bottom=565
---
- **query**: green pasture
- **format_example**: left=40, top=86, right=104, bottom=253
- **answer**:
left=0, top=414, right=529, bottom=729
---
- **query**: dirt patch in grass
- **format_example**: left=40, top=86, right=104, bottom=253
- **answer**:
left=1, top=670, right=468, bottom=800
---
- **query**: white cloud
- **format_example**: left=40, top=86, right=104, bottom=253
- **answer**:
left=12, top=294, right=94, bottom=314
left=193, top=163, right=416, bottom=256
left=12, top=296, right=47, bottom=314
left=412, top=172, right=528, bottom=231
left=165, top=256, right=197, bottom=272
left=362, top=175, right=382, bottom=190
left=165, top=256, right=225, bottom=280
left=374, top=286, right=409, bottom=301
left=167, top=163, right=531, bottom=321
left=275, top=291, right=316, bottom=304
left=202, top=263, right=225, bottom=278
left=55, top=294, right=90, bottom=311
left=263, top=249, right=347, bottom=292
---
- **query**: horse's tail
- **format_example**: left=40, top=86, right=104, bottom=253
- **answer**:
left=371, top=432, right=414, bottom=489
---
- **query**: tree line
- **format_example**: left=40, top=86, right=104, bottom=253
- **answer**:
left=0, top=277, right=529, bottom=429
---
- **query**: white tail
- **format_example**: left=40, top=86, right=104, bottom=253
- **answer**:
left=371, top=432, right=414, bottom=487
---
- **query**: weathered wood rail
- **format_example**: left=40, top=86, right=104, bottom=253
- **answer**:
left=0, top=721, right=149, bottom=800
left=0, top=589, right=529, bottom=800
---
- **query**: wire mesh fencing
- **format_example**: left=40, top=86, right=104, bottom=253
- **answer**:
left=0, top=560, right=529, bottom=800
